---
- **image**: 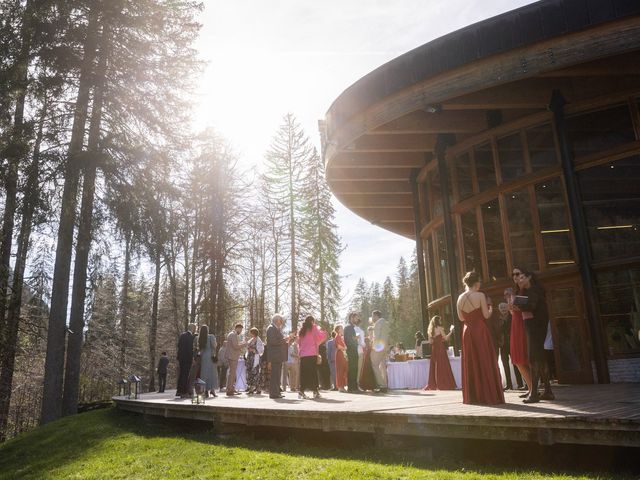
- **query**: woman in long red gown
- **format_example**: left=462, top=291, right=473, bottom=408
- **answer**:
left=457, top=271, right=505, bottom=405
left=508, top=266, right=532, bottom=396
left=423, top=315, right=457, bottom=390
left=359, top=337, right=377, bottom=391
left=334, top=325, right=348, bottom=392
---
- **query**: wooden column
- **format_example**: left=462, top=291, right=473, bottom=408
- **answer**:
left=548, top=89, right=609, bottom=384
left=411, top=169, right=430, bottom=335
left=436, top=134, right=461, bottom=354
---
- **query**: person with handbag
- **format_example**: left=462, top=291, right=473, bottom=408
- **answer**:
left=196, top=325, right=218, bottom=398
left=297, top=315, right=327, bottom=399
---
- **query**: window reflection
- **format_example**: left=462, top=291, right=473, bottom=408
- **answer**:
left=474, top=142, right=496, bottom=192
left=481, top=198, right=507, bottom=281
left=595, top=267, right=640, bottom=355
left=461, top=209, right=481, bottom=275
left=527, top=123, right=558, bottom=170
left=566, top=105, right=636, bottom=158
left=424, top=236, right=436, bottom=301
left=454, top=152, right=473, bottom=201
left=421, top=183, right=431, bottom=225
left=535, top=178, right=574, bottom=267
left=497, top=133, right=526, bottom=183
left=436, top=227, right=450, bottom=297
left=506, top=189, right=539, bottom=271
left=577, top=156, right=640, bottom=261
left=430, top=169, right=443, bottom=218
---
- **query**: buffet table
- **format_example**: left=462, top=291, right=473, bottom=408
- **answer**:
left=387, top=355, right=517, bottom=390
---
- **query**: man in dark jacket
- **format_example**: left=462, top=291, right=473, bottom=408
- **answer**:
left=157, top=352, right=169, bottom=393
left=343, top=312, right=360, bottom=392
left=176, top=323, right=196, bottom=397
left=266, top=314, right=291, bottom=399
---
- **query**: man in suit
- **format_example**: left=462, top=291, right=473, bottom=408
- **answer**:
left=370, top=310, right=389, bottom=393
left=157, top=351, right=169, bottom=393
left=343, top=312, right=360, bottom=392
left=266, top=313, right=291, bottom=399
left=217, top=340, right=228, bottom=392
left=176, top=323, right=197, bottom=397
left=226, top=323, right=246, bottom=396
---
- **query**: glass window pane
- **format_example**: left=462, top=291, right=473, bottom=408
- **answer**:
left=535, top=178, right=575, bottom=267
left=461, top=209, right=481, bottom=275
left=435, top=227, right=450, bottom=296
left=454, top=152, right=473, bottom=202
left=527, top=123, right=558, bottom=170
left=474, top=142, right=496, bottom=192
left=577, top=156, right=640, bottom=261
left=424, top=237, right=436, bottom=301
left=481, top=198, right=507, bottom=282
left=429, top=169, right=443, bottom=218
left=506, top=189, right=539, bottom=271
left=566, top=105, right=636, bottom=158
left=595, top=267, right=640, bottom=355
left=497, top=133, right=526, bottom=183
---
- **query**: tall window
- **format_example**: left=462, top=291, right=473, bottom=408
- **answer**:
left=577, top=156, right=640, bottom=261
left=506, top=188, right=539, bottom=271
left=474, top=142, right=496, bottom=192
left=535, top=178, right=574, bottom=267
left=595, top=267, right=640, bottom=356
left=566, top=105, right=636, bottom=159
left=526, top=123, right=558, bottom=170
left=420, top=183, right=431, bottom=225
left=497, top=133, right=526, bottom=183
left=454, top=152, right=473, bottom=201
left=481, top=198, right=507, bottom=281
left=424, top=237, right=436, bottom=301
left=429, top=169, right=443, bottom=218
left=461, top=209, right=481, bottom=275
left=435, top=227, right=450, bottom=297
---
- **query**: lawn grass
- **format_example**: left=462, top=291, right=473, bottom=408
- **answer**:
left=0, top=407, right=625, bottom=479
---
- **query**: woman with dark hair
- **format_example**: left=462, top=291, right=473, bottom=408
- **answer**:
left=509, top=267, right=532, bottom=395
left=333, top=325, right=348, bottom=392
left=197, top=325, right=218, bottom=398
left=423, top=315, right=456, bottom=390
left=245, top=327, right=264, bottom=394
left=297, top=315, right=327, bottom=399
left=456, top=271, right=504, bottom=405
left=414, top=331, right=426, bottom=359
left=516, top=270, right=554, bottom=403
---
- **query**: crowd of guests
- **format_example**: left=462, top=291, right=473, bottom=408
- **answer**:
left=164, top=267, right=555, bottom=407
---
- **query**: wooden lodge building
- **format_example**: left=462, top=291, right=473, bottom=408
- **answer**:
left=320, top=0, right=640, bottom=385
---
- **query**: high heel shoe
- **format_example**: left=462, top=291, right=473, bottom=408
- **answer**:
left=313, top=390, right=321, bottom=399
left=298, top=391, right=308, bottom=399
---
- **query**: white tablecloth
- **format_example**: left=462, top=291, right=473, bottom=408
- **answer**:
left=388, top=355, right=516, bottom=390
left=388, top=357, right=462, bottom=390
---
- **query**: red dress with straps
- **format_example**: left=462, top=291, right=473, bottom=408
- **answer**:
left=461, top=307, right=505, bottom=405
left=335, top=334, right=348, bottom=389
left=423, top=334, right=457, bottom=390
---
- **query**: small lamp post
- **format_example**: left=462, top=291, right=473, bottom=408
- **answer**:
left=129, top=375, right=141, bottom=399
left=117, top=378, right=128, bottom=397
left=192, top=378, right=206, bottom=404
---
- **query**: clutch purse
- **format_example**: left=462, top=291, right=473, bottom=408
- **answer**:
left=513, top=295, right=529, bottom=308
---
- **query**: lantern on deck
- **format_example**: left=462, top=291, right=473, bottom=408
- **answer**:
left=192, top=378, right=206, bottom=404
left=117, top=378, right=129, bottom=397
left=129, top=375, right=141, bottom=399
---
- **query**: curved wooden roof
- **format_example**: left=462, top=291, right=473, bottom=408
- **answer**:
left=322, top=0, right=640, bottom=239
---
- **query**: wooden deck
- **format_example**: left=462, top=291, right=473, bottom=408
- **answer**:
left=113, top=384, right=640, bottom=448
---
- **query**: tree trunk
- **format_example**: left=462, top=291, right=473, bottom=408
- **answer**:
left=61, top=23, right=110, bottom=416
left=41, top=8, right=100, bottom=425
left=0, top=99, right=45, bottom=441
left=0, top=0, right=34, bottom=340
left=120, top=231, right=131, bottom=375
left=148, top=253, right=161, bottom=391
left=289, top=163, right=297, bottom=330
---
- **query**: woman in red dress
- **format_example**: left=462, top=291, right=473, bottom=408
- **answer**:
left=457, top=271, right=505, bottom=405
left=423, top=315, right=457, bottom=390
left=359, top=337, right=377, bottom=391
left=509, top=266, right=532, bottom=396
left=334, top=325, right=348, bottom=392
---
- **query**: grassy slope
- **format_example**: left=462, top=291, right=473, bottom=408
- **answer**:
left=0, top=408, right=616, bottom=480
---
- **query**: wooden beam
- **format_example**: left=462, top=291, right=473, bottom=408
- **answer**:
left=331, top=151, right=428, bottom=169
left=351, top=208, right=415, bottom=223
left=371, top=110, right=488, bottom=134
left=337, top=193, right=413, bottom=208
left=327, top=167, right=413, bottom=182
left=345, top=133, right=438, bottom=152
left=538, top=51, right=640, bottom=78
left=329, top=180, right=411, bottom=195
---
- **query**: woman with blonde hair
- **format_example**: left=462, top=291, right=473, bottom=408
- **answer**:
left=423, top=315, right=456, bottom=390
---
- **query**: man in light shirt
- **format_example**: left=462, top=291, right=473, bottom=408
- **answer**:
left=370, top=310, right=389, bottom=393
left=354, top=317, right=366, bottom=385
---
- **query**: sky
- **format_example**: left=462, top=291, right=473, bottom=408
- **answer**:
left=192, top=0, right=537, bottom=311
